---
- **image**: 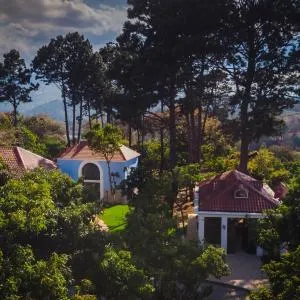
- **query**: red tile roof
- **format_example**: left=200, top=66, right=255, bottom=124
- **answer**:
left=58, top=141, right=140, bottom=161
left=0, top=146, right=56, bottom=176
left=197, top=170, right=280, bottom=213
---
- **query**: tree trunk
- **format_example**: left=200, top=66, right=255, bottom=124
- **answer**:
left=106, top=105, right=112, bottom=124
left=239, top=25, right=256, bottom=173
left=87, top=99, right=92, bottom=129
left=141, top=114, right=145, bottom=147
left=62, top=84, right=71, bottom=146
left=128, top=120, right=132, bottom=147
left=77, top=96, right=83, bottom=142
left=239, top=127, right=249, bottom=173
left=168, top=93, right=178, bottom=212
left=195, top=104, right=202, bottom=162
left=12, top=98, right=18, bottom=127
left=72, top=99, right=76, bottom=144
left=190, top=108, right=196, bottom=162
left=159, top=102, right=165, bottom=174
left=100, top=112, right=104, bottom=127
left=169, top=97, right=176, bottom=169
left=185, top=112, right=193, bottom=163
left=239, top=98, right=250, bottom=173
left=137, top=127, right=140, bottom=146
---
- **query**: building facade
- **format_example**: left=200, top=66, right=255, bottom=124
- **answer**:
left=194, top=170, right=280, bottom=256
left=57, top=141, right=140, bottom=203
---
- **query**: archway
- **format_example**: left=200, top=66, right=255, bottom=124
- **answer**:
left=80, top=162, right=102, bottom=201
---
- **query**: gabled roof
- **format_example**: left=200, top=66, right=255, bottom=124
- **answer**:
left=0, top=146, right=56, bottom=176
left=197, top=170, right=280, bottom=213
left=58, top=141, right=140, bottom=162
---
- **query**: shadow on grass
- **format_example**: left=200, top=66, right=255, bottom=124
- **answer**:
left=109, top=222, right=127, bottom=232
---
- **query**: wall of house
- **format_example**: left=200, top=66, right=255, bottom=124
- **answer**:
left=57, top=157, right=139, bottom=200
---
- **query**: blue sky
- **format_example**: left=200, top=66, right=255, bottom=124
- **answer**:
left=0, top=0, right=127, bottom=108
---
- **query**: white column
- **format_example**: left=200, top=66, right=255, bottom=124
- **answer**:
left=198, top=216, right=205, bottom=244
left=221, top=216, right=228, bottom=253
left=193, top=185, right=199, bottom=213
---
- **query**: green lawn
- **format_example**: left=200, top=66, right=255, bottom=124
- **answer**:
left=101, top=204, right=130, bottom=232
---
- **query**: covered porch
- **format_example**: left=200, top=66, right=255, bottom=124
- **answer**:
left=198, top=211, right=264, bottom=256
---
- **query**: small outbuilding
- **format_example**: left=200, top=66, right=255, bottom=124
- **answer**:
left=194, top=170, right=280, bottom=256
left=57, top=141, right=140, bottom=203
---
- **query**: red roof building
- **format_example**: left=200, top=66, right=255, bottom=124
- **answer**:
left=0, top=146, right=56, bottom=176
left=197, top=170, right=279, bottom=213
left=194, top=170, right=280, bottom=256
left=58, top=141, right=140, bottom=162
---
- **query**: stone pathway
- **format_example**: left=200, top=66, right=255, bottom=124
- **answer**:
left=93, top=216, right=109, bottom=232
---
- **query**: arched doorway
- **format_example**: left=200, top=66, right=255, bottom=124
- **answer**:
left=80, top=162, right=102, bottom=201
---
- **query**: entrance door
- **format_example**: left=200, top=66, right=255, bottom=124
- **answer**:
left=227, top=218, right=248, bottom=253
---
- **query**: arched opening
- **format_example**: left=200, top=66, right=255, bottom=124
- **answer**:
left=81, top=162, right=101, bottom=201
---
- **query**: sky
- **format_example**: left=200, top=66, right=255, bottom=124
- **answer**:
left=0, top=0, right=128, bottom=107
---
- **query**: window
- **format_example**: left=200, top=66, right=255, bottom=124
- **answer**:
left=82, top=163, right=100, bottom=180
left=234, top=184, right=249, bottom=199
left=81, top=163, right=101, bottom=201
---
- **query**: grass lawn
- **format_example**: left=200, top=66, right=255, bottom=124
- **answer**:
left=101, top=204, right=130, bottom=232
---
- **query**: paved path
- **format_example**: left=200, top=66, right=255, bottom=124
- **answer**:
left=93, top=216, right=109, bottom=232
left=210, top=252, right=268, bottom=291
left=208, top=283, right=249, bottom=300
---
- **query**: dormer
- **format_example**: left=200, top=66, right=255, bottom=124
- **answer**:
left=234, top=184, right=249, bottom=199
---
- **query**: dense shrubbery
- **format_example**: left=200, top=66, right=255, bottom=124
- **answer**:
left=0, top=113, right=65, bottom=159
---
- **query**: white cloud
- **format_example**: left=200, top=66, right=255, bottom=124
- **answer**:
left=0, top=0, right=127, bottom=58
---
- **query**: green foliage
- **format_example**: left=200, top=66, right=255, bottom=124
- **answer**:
left=0, top=177, right=55, bottom=236
left=87, top=124, right=123, bottom=161
left=269, top=145, right=295, bottom=163
left=250, top=246, right=300, bottom=300
left=123, top=172, right=230, bottom=299
left=0, top=155, right=10, bottom=186
left=99, top=246, right=155, bottom=299
left=258, top=174, right=300, bottom=260
left=0, top=113, right=65, bottom=159
left=87, top=124, right=123, bottom=196
left=18, top=126, right=48, bottom=156
left=23, top=115, right=66, bottom=158
left=33, top=32, right=94, bottom=145
left=0, top=50, right=38, bottom=126
left=0, top=167, right=104, bottom=299
left=250, top=286, right=274, bottom=300
left=141, top=139, right=170, bottom=170
left=0, top=246, right=70, bottom=300
left=248, top=147, right=290, bottom=184
left=174, top=164, right=204, bottom=189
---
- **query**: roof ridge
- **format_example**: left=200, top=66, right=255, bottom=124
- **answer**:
left=17, top=147, right=55, bottom=164
left=119, top=145, right=126, bottom=161
left=15, top=147, right=26, bottom=168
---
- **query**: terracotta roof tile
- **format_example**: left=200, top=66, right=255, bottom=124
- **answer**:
left=58, top=141, right=140, bottom=161
left=0, top=146, right=56, bottom=177
left=0, top=147, right=25, bottom=176
left=198, top=170, right=280, bottom=213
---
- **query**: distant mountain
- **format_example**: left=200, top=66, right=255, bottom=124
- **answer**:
left=23, top=99, right=66, bottom=122
left=0, top=99, right=68, bottom=122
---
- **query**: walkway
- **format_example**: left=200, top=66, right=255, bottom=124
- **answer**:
left=210, top=251, right=268, bottom=290
left=207, top=283, right=249, bottom=300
